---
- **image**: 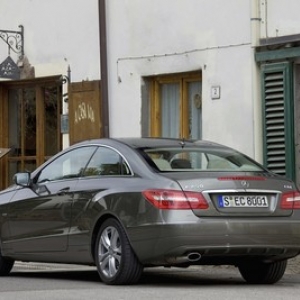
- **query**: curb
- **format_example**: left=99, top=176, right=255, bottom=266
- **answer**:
left=13, top=262, right=96, bottom=272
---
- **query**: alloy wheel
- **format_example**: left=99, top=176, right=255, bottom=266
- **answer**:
left=98, top=225, right=122, bottom=278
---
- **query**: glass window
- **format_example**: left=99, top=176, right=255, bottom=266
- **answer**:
left=188, top=82, right=202, bottom=140
left=44, top=86, right=61, bottom=156
left=146, top=72, right=202, bottom=139
left=140, top=146, right=264, bottom=172
left=161, top=83, right=180, bottom=138
left=36, top=146, right=96, bottom=183
left=24, top=88, right=37, bottom=156
left=83, top=147, right=131, bottom=176
left=1, top=78, right=62, bottom=190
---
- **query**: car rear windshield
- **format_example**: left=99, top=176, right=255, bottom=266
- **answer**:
left=140, top=146, right=265, bottom=172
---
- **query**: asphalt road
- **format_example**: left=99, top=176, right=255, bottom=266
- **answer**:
left=0, top=259, right=299, bottom=300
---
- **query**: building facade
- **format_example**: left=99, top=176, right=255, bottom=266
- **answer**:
left=1, top=0, right=300, bottom=189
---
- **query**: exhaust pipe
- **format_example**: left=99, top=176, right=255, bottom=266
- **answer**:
left=187, top=252, right=202, bottom=262
left=166, top=252, right=202, bottom=264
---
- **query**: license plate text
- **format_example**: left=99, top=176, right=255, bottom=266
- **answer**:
left=218, top=195, right=269, bottom=208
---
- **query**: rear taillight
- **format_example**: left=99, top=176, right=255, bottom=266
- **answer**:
left=281, top=191, right=300, bottom=209
left=142, top=189, right=209, bottom=210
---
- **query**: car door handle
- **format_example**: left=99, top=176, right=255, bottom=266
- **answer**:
left=57, top=187, right=71, bottom=196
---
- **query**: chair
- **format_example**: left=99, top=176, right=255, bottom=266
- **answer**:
left=171, top=159, right=192, bottom=169
left=153, top=158, right=172, bottom=171
left=207, top=159, right=233, bottom=170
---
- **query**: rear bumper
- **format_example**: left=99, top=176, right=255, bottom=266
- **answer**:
left=128, top=219, right=300, bottom=265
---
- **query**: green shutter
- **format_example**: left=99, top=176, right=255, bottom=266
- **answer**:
left=261, top=62, right=295, bottom=180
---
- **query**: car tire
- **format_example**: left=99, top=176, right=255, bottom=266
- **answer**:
left=95, top=218, right=143, bottom=285
left=0, top=248, right=14, bottom=276
left=238, top=259, right=287, bottom=284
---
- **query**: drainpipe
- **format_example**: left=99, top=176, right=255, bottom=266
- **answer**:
left=251, top=0, right=262, bottom=163
left=99, top=0, right=110, bottom=137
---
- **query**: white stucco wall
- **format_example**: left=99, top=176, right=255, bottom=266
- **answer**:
left=260, top=0, right=300, bottom=38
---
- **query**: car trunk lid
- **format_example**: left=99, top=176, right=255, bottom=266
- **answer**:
left=163, top=172, right=295, bottom=217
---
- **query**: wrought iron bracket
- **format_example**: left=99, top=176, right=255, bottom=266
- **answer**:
left=0, top=25, right=24, bottom=56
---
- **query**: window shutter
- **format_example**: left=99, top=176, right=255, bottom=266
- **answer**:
left=261, top=62, right=295, bottom=180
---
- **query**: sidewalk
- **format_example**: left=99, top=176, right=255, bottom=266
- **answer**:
left=286, top=255, right=300, bottom=274
left=13, top=261, right=96, bottom=272
left=13, top=255, right=300, bottom=274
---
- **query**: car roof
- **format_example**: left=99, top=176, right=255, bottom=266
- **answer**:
left=116, top=137, right=221, bottom=148
left=76, top=137, right=226, bottom=150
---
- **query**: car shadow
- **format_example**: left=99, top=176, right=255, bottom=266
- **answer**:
left=140, top=266, right=245, bottom=286
left=10, top=265, right=248, bottom=286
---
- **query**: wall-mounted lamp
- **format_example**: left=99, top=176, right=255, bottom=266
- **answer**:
left=0, top=25, right=24, bottom=56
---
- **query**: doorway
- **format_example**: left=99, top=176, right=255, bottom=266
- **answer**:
left=0, top=76, right=62, bottom=189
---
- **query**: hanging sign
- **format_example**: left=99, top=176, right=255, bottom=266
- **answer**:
left=0, top=56, right=20, bottom=79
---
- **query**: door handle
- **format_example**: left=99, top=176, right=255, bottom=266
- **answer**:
left=57, top=187, right=71, bottom=196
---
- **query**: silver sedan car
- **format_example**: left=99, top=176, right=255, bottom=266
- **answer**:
left=0, top=138, right=300, bottom=285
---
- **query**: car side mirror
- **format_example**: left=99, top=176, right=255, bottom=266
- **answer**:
left=13, top=172, right=31, bottom=187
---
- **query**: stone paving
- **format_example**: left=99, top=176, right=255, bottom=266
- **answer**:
left=286, top=255, right=300, bottom=274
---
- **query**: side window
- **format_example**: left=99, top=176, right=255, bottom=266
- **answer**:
left=36, top=146, right=97, bottom=183
left=83, top=147, right=131, bottom=176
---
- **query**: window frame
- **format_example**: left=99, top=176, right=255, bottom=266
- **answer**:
left=148, top=72, right=202, bottom=138
left=36, top=146, right=97, bottom=183
left=82, top=146, right=132, bottom=177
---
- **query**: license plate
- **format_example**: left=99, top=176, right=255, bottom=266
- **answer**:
left=218, top=195, right=269, bottom=208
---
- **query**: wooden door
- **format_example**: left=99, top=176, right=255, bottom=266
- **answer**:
left=68, top=80, right=102, bottom=145
left=0, top=77, right=62, bottom=189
